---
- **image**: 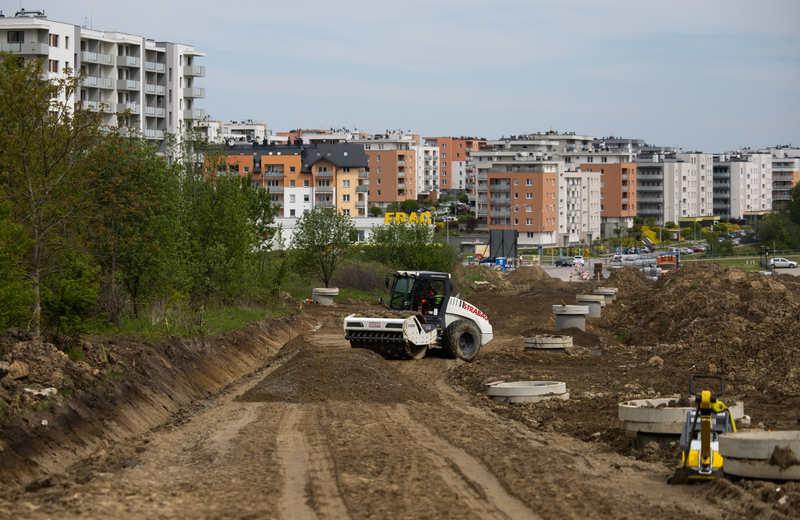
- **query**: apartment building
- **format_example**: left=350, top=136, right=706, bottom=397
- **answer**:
left=0, top=9, right=205, bottom=148
left=760, top=146, right=800, bottom=210
left=675, top=152, right=714, bottom=224
left=222, top=143, right=369, bottom=218
left=423, top=137, right=486, bottom=198
left=221, top=119, right=268, bottom=143
left=562, top=138, right=643, bottom=238
left=347, top=132, right=419, bottom=209
left=418, top=143, right=440, bottom=200
left=712, top=151, right=772, bottom=223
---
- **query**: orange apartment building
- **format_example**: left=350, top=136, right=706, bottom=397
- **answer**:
left=580, top=163, right=637, bottom=224
left=221, top=143, right=369, bottom=217
left=424, top=137, right=486, bottom=196
left=349, top=133, right=420, bottom=208
left=485, top=165, right=558, bottom=247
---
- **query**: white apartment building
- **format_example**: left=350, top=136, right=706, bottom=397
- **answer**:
left=713, top=152, right=772, bottom=222
left=559, top=169, right=602, bottom=247
left=0, top=9, right=205, bottom=149
left=419, top=143, right=440, bottom=199
left=221, top=119, right=268, bottom=143
left=675, top=152, right=714, bottom=221
left=759, top=146, right=800, bottom=209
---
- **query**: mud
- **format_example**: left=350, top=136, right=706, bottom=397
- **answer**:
left=1, top=265, right=800, bottom=519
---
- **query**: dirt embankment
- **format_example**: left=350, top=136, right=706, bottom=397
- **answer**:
left=0, top=317, right=306, bottom=486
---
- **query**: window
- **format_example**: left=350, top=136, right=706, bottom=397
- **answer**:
left=601, top=157, right=608, bottom=163
left=49, top=60, right=59, bottom=73
left=587, top=157, right=593, bottom=163
left=526, top=219, right=532, bottom=225
left=442, top=153, right=447, bottom=158
left=514, top=219, right=518, bottom=225
left=377, top=155, right=381, bottom=162
left=526, top=205, right=532, bottom=212
left=514, top=192, right=519, bottom=199
left=514, top=179, right=519, bottom=186
left=50, top=34, right=59, bottom=47
left=342, top=194, right=350, bottom=202
left=290, top=209, right=296, bottom=216
left=377, top=167, right=381, bottom=174
left=442, top=180, right=447, bottom=186
left=290, top=195, right=296, bottom=203
left=303, top=180, right=309, bottom=187
left=377, top=178, right=381, bottom=185
left=526, top=179, right=532, bottom=186
left=243, top=167, right=250, bottom=173
left=65, top=36, right=69, bottom=49
left=442, top=143, right=447, bottom=149
left=290, top=166, right=296, bottom=173
left=442, top=162, right=447, bottom=167
left=342, top=179, right=350, bottom=188
left=342, top=167, right=350, bottom=173
left=290, top=180, right=296, bottom=187
left=342, top=209, right=350, bottom=216
left=303, top=195, right=310, bottom=202
left=377, top=190, right=381, bottom=196
left=526, top=192, right=532, bottom=199
left=514, top=205, right=519, bottom=212
left=8, top=31, right=24, bottom=43
left=456, top=153, right=460, bottom=158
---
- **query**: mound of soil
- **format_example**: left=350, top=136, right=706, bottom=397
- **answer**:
left=237, top=346, right=435, bottom=404
left=601, top=267, right=655, bottom=302
left=505, top=266, right=550, bottom=285
left=609, top=262, right=800, bottom=396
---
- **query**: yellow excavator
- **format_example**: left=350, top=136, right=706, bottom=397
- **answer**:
left=669, top=375, right=736, bottom=484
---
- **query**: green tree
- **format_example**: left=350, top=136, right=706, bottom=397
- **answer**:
left=400, top=199, right=420, bottom=214
left=369, top=205, right=383, bottom=217
left=89, top=136, right=183, bottom=319
left=665, top=221, right=678, bottom=230
left=0, top=53, right=116, bottom=335
left=291, top=208, right=356, bottom=288
left=0, top=191, right=33, bottom=328
left=364, top=221, right=458, bottom=272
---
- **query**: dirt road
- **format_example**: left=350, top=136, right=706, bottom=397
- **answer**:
left=1, top=321, right=742, bottom=520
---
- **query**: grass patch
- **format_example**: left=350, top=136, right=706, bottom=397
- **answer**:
left=335, top=287, right=380, bottom=302
left=67, top=347, right=84, bottom=362
left=30, top=396, right=56, bottom=411
left=58, top=388, right=73, bottom=400
left=104, top=368, right=125, bottom=382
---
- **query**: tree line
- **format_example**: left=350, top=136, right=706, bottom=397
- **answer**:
left=0, top=53, right=459, bottom=339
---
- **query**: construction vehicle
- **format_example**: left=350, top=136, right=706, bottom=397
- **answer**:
left=343, top=271, right=493, bottom=361
left=657, top=253, right=678, bottom=275
left=669, top=375, right=736, bottom=484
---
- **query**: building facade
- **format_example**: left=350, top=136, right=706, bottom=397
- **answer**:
left=0, top=9, right=205, bottom=149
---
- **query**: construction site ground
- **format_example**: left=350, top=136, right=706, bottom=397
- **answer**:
left=1, top=263, right=799, bottom=519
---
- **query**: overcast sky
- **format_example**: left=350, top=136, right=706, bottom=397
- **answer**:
left=7, top=0, right=799, bottom=152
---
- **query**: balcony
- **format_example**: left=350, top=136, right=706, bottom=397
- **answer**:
left=397, top=172, right=405, bottom=178
left=144, top=129, right=164, bottom=140
left=117, top=79, right=139, bottom=91
left=184, top=65, right=206, bottom=77
left=490, top=197, right=511, bottom=204
left=0, top=42, right=48, bottom=55
left=263, top=169, right=284, bottom=177
left=315, top=186, right=334, bottom=194
left=622, top=186, right=628, bottom=191
left=183, top=87, right=205, bottom=98
left=116, top=55, right=139, bottom=67
left=145, top=83, right=166, bottom=95
left=622, top=198, right=629, bottom=204
left=82, top=51, right=113, bottom=65
left=490, top=209, right=511, bottom=217
left=356, top=186, right=369, bottom=193
left=144, top=105, right=166, bottom=117
left=316, top=201, right=334, bottom=208
left=397, top=160, right=406, bottom=167
left=118, top=102, right=140, bottom=114
left=82, top=76, right=114, bottom=89
left=621, top=174, right=628, bottom=180
left=81, top=100, right=115, bottom=112
left=183, top=109, right=206, bottom=120
left=489, top=183, right=511, bottom=191
left=397, top=183, right=405, bottom=189
left=145, top=61, right=166, bottom=73
left=356, top=201, right=367, bottom=209
left=424, top=165, right=432, bottom=170
left=266, top=186, right=284, bottom=194
left=315, top=171, right=333, bottom=178
left=358, top=171, right=369, bottom=178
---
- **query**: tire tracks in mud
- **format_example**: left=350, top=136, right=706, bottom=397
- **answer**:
left=384, top=404, right=537, bottom=520
left=276, top=405, right=350, bottom=520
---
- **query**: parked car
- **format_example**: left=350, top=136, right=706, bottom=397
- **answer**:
left=769, top=257, right=799, bottom=269
left=573, top=255, right=585, bottom=265
left=555, top=257, right=573, bottom=267
left=442, top=216, right=458, bottom=222
left=679, top=247, right=694, bottom=255
left=692, top=246, right=706, bottom=253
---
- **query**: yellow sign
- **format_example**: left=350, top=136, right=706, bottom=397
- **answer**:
left=384, top=212, right=432, bottom=225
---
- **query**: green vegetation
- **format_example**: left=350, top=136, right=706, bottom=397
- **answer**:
left=67, top=348, right=85, bottom=362
left=30, top=396, right=56, bottom=412
left=104, top=368, right=125, bottom=382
